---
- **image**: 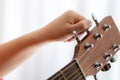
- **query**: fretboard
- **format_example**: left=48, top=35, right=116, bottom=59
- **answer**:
left=48, top=59, right=86, bottom=80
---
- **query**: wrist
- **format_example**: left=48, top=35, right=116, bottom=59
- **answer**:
left=27, top=28, right=50, bottom=45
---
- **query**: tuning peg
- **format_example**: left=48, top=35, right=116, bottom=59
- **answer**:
left=72, top=30, right=80, bottom=43
left=84, top=43, right=94, bottom=51
left=94, top=33, right=103, bottom=40
left=112, top=44, right=120, bottom=52
left=110, top=55, right=118, bottom=63
left=94, top=62, right=103, bottom=70
left=92, top=13, right=99, bottom=26
left=101, top=63, right=111, bottom=72
left=104, top=53, right=112, bottom=60
left=103, top=24, right=111, bottom=31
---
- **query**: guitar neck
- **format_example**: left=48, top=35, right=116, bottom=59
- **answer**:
left=48, top=59, right=86, bottom=80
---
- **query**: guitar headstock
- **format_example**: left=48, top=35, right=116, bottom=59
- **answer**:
left=73, top=16, right=120, bottom=77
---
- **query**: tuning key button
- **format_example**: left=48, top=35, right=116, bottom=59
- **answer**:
left=84, top=43, right=94, bottom=51
left=101, top=63, right=111, bottom=72
left=104, top=53, right=112, bottom=60
left=103, top=24, right=111, bottom=31
left=112, top=44, right=120, bottom=52
left=110, top=55, right=118, bottom=63
left=94, top=33, right=103, bottom=40
left=94, top=62, right=103, bottom=70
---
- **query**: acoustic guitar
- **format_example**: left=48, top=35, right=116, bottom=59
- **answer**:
left=48, top=16, right=120, bottom=80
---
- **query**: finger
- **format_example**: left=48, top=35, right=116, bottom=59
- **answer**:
left=65, top=32, right=84, bottom=42
left=72, top=19, right=92, bottom=32
left=72, top=13, right=86, bottom=24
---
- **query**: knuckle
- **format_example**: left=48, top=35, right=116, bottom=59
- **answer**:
left=65, top=10, right=76, bottom=16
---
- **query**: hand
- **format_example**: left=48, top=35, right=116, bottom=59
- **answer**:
left=43, top=10, right=92, bottom=41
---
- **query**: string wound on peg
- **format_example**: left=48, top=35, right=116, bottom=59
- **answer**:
left=91, top=13, right=99, bottom=26
left=72, top=30, right=80, bottom=43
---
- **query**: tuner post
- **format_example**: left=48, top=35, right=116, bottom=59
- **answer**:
left=94, top=33, right=103, bottom=40
left=104, top=53, right=112, bottom=60
left=91, top=13, right=99, bottom=26
left=112, top=44, right=120, bottom=52
left=84, top=43, right=94, bottom=51
left=72, top=30, right=80, bottom=43
left=94, top=62, right=103, bottom=70
left=103, top=24, right=111, bottom=31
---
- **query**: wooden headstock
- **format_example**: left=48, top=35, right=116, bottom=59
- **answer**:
left=74, top=16, right=120, bottom=77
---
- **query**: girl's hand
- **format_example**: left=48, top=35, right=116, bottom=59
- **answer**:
left=43, top=10, right=92, bottom=41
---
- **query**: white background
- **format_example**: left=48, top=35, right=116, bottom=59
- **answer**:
left=0, top=0, right=120, bottom=80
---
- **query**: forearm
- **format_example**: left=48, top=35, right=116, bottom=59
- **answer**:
left=0, top=28, right=48, bottom=77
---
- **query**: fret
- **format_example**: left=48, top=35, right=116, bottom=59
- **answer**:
left=48, top=59, right=86, bottom=80
left=59, top=71, right=67, bottom=80
left=67, top=69, right=80, bottom=79
left=62, top=60, right=79, bottom=78
left=70, top=70, right=85, bottom=80
left=48, top=71, right=64, bottom=80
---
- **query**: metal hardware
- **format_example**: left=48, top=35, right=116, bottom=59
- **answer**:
left=103, top=24, right=111, bottom=31
left=110, top=55, right=118, bottom=63
left=72, top=30, right=80, bottom=43
left=104, top=53, right=112, bottom=60
left=92, top=13, right=99, bottom=26
left=84, top=43, right=94, bottom=51
left=101, top=63, right=111, bottom=71
left=112, top=44, right=120, bottom=52
left=94, top=33, right=103, bottom=40
left=94, top=62, right=103, bottom=70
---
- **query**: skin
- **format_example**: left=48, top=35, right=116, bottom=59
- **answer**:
left=0, top=10, right=92, bottom=77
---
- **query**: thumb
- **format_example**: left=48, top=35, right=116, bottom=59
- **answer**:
left=72, top=19, right=92, bottom=32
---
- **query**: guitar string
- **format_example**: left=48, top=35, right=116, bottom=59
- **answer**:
left=73, top=20, right=120, bottom=78
left=77, top=28, right=110, bottom=65
left=59, top=70, right=67, bottom=80
left=50, top=61, right=75, bottom=80
left=66, top=69, right=80, bottom=79
left=58, top=61, right=85, bottom=80
left=84, top=47, right=120, bottom=74
left=55, top=27, right=119, bottom=79
left=64, top=37, right=102, bottom=78
left=71, top=74, right=82, bottom=80
left=69, top=40, right=119, bottom=79
left=60, top=61, right=86, bottom=80
left=67, top=33, right=119, bottom=79
left=58, top=61, right=79, bottom=80
left=76, top=36, right=103, bottom=71
left=76, top=22, right=115, bottom=64
left=50, top=46, right=119, bottom=79
left=69, top=71, right=85, bottom=80
left=70, top=48, right=118, bottom=80
left=77, top=27, right=118, bottom=67
left=84, top=43, right=120, bottom=74
left=83, top=48, right=114, bottom=76
left=79, top=41, right=105, bottom=70
left=70, top=24, right=120, bottom=79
